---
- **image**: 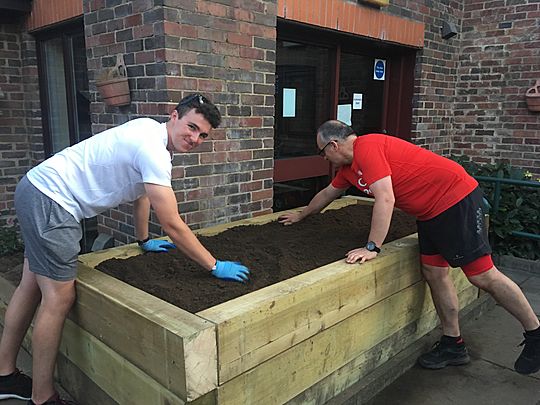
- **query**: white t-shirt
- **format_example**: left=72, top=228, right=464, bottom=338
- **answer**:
left=27, top=118, right=172, bottom=222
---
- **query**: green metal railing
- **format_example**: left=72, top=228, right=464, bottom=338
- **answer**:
left=475, top=175, right=540, bottom=241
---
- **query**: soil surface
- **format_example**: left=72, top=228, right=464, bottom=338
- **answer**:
left=97, top=205, right=417, bottom=312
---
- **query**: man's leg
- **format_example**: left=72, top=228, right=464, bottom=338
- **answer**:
left=418, top=264, right=470, bottom=369
left=468, top=265, right=539, bottom=330
left=30, top=275, right=76, bottom=404
left=0, top=258, right=41, bottom=374
left=0, top=259, right=40, bottom=400
left=421, top=264, right=460, bottom=336
left=468, top=265, right=540, bottom=375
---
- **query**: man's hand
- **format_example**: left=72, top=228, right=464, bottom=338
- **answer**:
left=345, top=247, right=378, bottom=264
left=278, top=212, right=302, bottom=226
left=141, top=239, right=176, bottom=253
left=211, top=261, right=250, bottom=282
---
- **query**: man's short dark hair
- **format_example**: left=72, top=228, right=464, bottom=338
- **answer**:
left=174, top=94, right=222, bottom=128
left=317, top=120, right=356, bottom=143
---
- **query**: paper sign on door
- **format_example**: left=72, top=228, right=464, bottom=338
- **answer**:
left=353, top=93, right=363, bottom=110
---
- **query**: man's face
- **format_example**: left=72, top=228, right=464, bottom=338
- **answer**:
left=316, top=135, right=350, bottom=167
left=317, top=136, right=339, bottom=165
left=167, top=109, right=212, bottom=153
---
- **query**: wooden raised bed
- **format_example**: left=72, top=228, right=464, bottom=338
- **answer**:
left=0, top=198, right=484, bottom=404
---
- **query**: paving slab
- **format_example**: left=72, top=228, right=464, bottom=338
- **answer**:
left=367, top=358, right=540, bottom=405
left=521, top=276, right=540, bottom=315
left=465, top=304, right=529, bottom=371
left=367, top=267, right=540, bottom=405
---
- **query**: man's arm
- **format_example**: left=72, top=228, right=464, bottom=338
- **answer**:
left=133, top=194, right=151, bottom=241
left=345, top=175, right=395, bottom=264
left=144, top=183, right=216, bottom=270
left=278, top=184, right=345, bottom=225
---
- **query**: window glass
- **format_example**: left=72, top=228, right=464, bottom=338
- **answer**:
left=275, top=41, right=332, bottom=158
left=273, top=176, right=330, bottom=212
left=69, top=33, right=92, bottom=142
left=42, top=37, right=70, bottom=153
left=339, top=52, right=384, bottom=135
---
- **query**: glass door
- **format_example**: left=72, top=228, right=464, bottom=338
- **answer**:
left=338, top=52, right=385, bottom=135
left=273, top=21, right=416, bottom=210
left=273, top=40, right=333, bottom=210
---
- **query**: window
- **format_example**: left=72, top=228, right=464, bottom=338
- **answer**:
left=36, top=20, right=95, bottom=252
left=37, top=21, right=91, bottom=156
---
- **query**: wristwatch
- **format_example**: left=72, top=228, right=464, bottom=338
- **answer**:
left=365, top=241, right=381, bottom=253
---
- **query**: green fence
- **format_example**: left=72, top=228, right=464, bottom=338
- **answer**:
left=475, top=175, right=540, bottom=242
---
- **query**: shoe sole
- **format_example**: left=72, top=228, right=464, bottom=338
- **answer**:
left=418, top=355, right=471, bottom=370
left=0, top=394, right=32, bottom=400
left=514, top=363, right=540, bottom=375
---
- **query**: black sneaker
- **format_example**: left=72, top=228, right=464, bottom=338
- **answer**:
left=514, top=332, right=540, bottom=375
left=418, top=340, right=471, bottom=369
left=0, top=368, right=32, bottom=400
left=27, top=393, right=77, bottom=405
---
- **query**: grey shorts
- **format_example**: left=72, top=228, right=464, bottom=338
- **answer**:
left=15, top=176, right=82, bottom=281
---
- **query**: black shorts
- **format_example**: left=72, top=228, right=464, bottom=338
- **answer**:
left=417, top=186, right=491, bottom=268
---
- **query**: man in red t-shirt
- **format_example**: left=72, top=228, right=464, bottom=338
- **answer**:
left=279, top=120, right=540, bottom=374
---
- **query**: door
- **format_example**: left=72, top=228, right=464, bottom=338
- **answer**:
left=273, top=40, right=333, bottom=210
left=273, top=21, right=417, bottom=210
left=337, top=52, right=385, bottom=135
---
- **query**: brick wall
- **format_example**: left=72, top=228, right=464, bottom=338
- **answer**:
left=83, top=0, right=276, bottom=244
left=370, top=0, right=540, bottom=175
left=0, top=23, right=41, bottom=227
left=452, top=0, right=540, bottom=174
left=382, top=0, right=464, bottom=154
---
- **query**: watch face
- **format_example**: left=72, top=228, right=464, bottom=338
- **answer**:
left=366, top=241, right=380, bottom=252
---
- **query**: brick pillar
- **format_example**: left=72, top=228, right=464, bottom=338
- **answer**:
left=83, top=0, right=277, bottom=243
left=402, top=1, right=463, bottom=154
left=0, top=23, right=40, bottom=227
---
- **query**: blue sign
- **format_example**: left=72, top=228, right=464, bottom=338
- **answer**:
left=373, top=59, right=386, bottom=80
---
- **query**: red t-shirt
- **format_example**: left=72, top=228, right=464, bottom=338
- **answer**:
left=331, top=134, right=478, bottom=220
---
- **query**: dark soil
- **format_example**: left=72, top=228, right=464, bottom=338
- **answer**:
left=97, top=205, right=417, bottom=313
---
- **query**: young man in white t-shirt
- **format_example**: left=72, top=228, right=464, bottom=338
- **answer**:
left=0, top=94, right=249, bottom=405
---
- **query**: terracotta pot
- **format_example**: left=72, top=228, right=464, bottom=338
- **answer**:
left=96, top=77, right=131, bottom=107
left=525, top=80, right=540, bottom=112
left=96, top=54, right=131, bottom=107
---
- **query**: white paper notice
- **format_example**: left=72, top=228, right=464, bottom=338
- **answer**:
left=283, top=88, right=296, bottom=117
left=353, top=93, right=363, bottom=110
left=337, top=104, right=352, bottom=125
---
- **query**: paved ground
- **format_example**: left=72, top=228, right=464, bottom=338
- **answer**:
left=3, top=268, right=539, bottom=405
left=367, top=267, right=540, bottom=405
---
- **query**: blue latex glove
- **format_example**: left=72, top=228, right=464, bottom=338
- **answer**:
left=211, top=260, right=250, bottom=283
left=141, top=239, right=176, bottom=253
